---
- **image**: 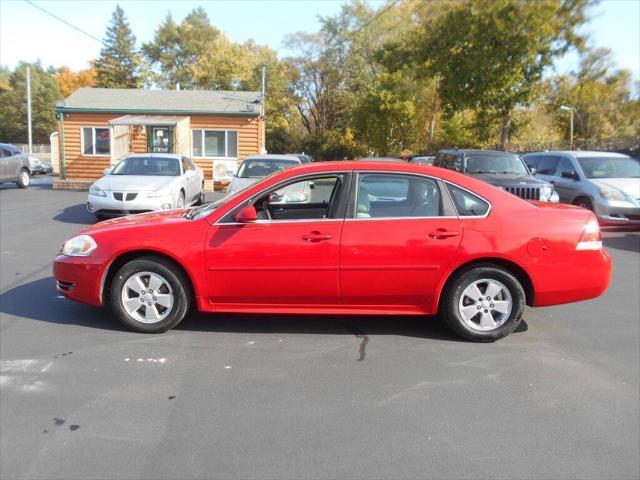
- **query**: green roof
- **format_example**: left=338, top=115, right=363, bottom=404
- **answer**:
left=56, top=88, right=262, bottom=115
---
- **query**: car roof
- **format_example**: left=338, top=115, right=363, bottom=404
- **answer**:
left=354, top=157, right=405, bottom=163
left=524, top=151, right=631, bottom=158
left=439, top=149, right=516, bottom=156
left=243, top=154, right=301, bottom=162
left=124, top=153, right=184, bottom=160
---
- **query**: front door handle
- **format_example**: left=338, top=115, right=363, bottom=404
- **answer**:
left=429, top=229, right=460, bottom=240
left=302, top=231, right=333, bottom=242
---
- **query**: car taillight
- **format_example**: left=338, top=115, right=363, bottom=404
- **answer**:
left=576, top=216, right=602, bottom=251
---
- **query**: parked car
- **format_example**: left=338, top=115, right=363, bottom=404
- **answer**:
left=523, top=151, right=640, bottom=227
left=55, top=161, right=611, bottom=342
left=27, top=155, right=53, bottom=175
left=409, top=156, right=435, bottom=166
left=290, top=153, right=312, bottom=163
left=227, top=154, right=301, bottom=194
left=0, top=143, right=31, bottom=188
left=87, top=154, right=204, bottom=221
left=435, top=149, right=558, bottom=202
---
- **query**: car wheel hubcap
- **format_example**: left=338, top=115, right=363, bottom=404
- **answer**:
left=178, top=195, right=184, bottom=208
left=458, top=278, right=512, bottom=331
left=21, top=172, right=29, bottom=185
left=121, top=271, right=174, bottom=324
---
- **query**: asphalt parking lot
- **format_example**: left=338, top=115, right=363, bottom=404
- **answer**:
left=1, top=179, right=639, bottom=480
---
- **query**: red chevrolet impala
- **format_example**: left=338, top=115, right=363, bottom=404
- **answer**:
left=53, top=161, right=611, bottom=341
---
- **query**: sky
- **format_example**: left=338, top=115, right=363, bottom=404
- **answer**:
left=1, top=0, right=639, bottom=80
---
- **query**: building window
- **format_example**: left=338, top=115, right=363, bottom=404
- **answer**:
left=191, top=129, right=238, bottom=158
left=82, top=127, right=110, bottom=156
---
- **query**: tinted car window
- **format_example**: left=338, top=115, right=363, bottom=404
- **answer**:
left=554, top=157, right=575, bottom=177
left=1, top=147, right=14, bottom=157
left=523, top=155, right=539, bottom=170
left=447, top=183, right=490, bottom=216
left=357, top=174, right=441, bottom=218
left=536, top=156, right=559, bottom=175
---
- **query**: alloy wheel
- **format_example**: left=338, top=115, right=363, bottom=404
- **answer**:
left=121, top=271, right=174, bottom=324
left=458, top=278, right=512, bottom=331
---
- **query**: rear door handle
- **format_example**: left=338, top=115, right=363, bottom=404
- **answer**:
left=302, top=231, right=333, bottom=242
left=429, top=229, right=460, bottom=239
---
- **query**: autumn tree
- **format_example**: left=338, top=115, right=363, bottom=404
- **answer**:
left=53, top=65, right=96, bottom=97
left=95, top=5, right=140, bottom=88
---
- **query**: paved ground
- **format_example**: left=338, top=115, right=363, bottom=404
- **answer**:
left=1, top=179, right=639, bottom=480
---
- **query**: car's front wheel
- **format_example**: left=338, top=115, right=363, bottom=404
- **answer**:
left=110, top=256, right=191, bottom=333
left=442, top=266, right=525, bottom=342
left=16, top=168, right=30, bottom=188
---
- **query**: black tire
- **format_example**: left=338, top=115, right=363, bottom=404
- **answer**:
left=95, top=213, right=108, bottom=222
left=441, top=266, right=525, bottom=342
left=573, top=197, right=593, bottom=211
left=110, top=256, right=191, bottom=333
left=195, top=184, right=205, bottom=205
left=16, top=168, right=30, bottom=188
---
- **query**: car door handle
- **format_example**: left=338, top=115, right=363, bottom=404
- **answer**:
left=302, top=231, right=333, bottom=242
left=429, top=229, right=460, bottom=239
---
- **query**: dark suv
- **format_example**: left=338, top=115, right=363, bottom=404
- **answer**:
left=434, top=149, right=558, bottom=202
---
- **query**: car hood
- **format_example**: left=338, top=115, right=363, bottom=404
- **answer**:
left=93, top=175, right=176, bottom=192
left=229, top=176, right=259, bottom=192
left=467, top=173, right=550, bottom=187
left=590, top=178, right=640, bottom=199
left=81, top=209, right=188, bottom=234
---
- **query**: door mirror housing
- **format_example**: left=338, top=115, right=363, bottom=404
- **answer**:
left=529, top=167, right=537, bottom=175
left=103, top=167, right=112, bottom=175
left=233, top=205, right=258, bottom=223
left=561, top=170, right=578, bottom=180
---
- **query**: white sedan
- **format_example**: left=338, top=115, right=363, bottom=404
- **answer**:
left=87, top=154, right=204, bottom=221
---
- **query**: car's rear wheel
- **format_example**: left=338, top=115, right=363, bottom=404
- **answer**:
left=442, top=266, right=525, bottom=342
left=195, top=183, right=205, bottom=205
left=16, top=169, right=30, bottom=188
left=177, top=191, right=185, bottom=209
left=110, top=257, right=191, bottom=333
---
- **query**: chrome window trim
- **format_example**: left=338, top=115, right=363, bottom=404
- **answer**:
left=215, top=171, right=348, bottom=225
left=442, top=180, right=492, bottom=219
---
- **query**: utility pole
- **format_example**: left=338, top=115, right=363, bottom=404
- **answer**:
left=260, top=64, right=267, bottom=154
left=26, top=66, right=33, bottom=154
left=559, top=105, right=574, bottom=150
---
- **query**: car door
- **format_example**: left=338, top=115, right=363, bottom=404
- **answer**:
left=550, top=156, right=581, bottom=203
left=340, top=172, right=463, bottom=308
left=1, top=147, right=19, bottom=181
left=181, top=157, right=198, bottom=202
left=0, top=148, right=7, bottom=181
left=204, top=173, right=349, bottom=306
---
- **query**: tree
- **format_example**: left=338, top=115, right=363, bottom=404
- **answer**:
left=53, top=65, right=96, bottom=97
left=143, top=8, right=221, bottom=89
left=0, top=62, right=60, bottom=144
left=402, top=0, right=592, bottom=149
left=95, top=5, right=140, bottom=88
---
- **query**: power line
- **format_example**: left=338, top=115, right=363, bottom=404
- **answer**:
left=310, top=0, right=402, bottom=61
left=24, top=0, right=102, bottom=44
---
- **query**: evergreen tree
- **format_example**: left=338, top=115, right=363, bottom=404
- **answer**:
left=95, top=5, right=140, bottom=88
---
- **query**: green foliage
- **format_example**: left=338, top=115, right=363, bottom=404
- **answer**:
left=95, top=5, right=140, bottom=88
left=0, top=62, right=60, bottom=144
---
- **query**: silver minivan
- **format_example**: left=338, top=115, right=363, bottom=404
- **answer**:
left=523, top=151, right=640, bottom=227
left=0, top=143, right=31, bottom=188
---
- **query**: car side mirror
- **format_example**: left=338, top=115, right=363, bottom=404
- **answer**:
left=233, top=205, right=257, bottom=223
left=103, top=167, right=112, bottom=175
left=561, top=170, right=578, bottom=180
left=530, top=168, right=537, bottom=175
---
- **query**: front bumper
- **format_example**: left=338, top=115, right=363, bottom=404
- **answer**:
left=87, top=192, right=174, bottom=217
left=594, top=201, right=640, bottom=227
left=53, top=254, right=108, bottom=307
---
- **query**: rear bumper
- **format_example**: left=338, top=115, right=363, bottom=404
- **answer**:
left=530, top=249, right=612, bottom=307
left=53, top=255, right=107, bottom=307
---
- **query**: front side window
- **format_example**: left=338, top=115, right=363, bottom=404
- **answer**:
left=447, top=183, right=490, bottom=216
left=191, top=129, right=238, bottom=158
left=82, top=127, right=110, bottom=156
left=536, top=156, right=559, bottom=175
left=253, top=175, right=343, bottom=221
left=554, top=158, right=575, bottom=177
left=356, top=173, right=442, bottom=219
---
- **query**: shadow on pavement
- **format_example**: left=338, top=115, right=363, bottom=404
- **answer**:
left=52, top=203, right=96, bottom=225
left=0, top=277, right=535, bottom=342
left=603, top=233, right=640, bottom=253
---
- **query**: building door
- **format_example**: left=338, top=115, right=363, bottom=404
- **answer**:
left=148, top=126, right=173, bottom=153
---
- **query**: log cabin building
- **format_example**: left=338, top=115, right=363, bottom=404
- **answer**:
left=55, top=88, right=265, bottom=190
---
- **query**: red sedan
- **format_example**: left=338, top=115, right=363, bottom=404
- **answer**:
left=53, top=161, right=611, bottom=342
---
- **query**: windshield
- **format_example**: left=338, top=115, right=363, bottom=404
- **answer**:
left=464, top=153, right=529, bottom=175
left=236, top=159, right=298, bottom=178
left=111, top=157, right=180, bottom=176
left=578, top=156, right=640, bottom=179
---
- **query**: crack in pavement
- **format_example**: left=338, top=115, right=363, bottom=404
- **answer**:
left=342, top=322, right=369, bottom=362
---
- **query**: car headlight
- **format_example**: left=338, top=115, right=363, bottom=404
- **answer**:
left=62, top=235, right=97, bottom=256
left=599, top=188, right=627, bottom=202
left=539, top=184, right=553, bottom=201
left=89, top=184, right=106, bottom=197
left=147, top=187, right=172, bottom=198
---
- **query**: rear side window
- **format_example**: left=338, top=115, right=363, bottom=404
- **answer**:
left=447, top=183, right=490, bottom=217
left=536, top=156, right=559, bottom=175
